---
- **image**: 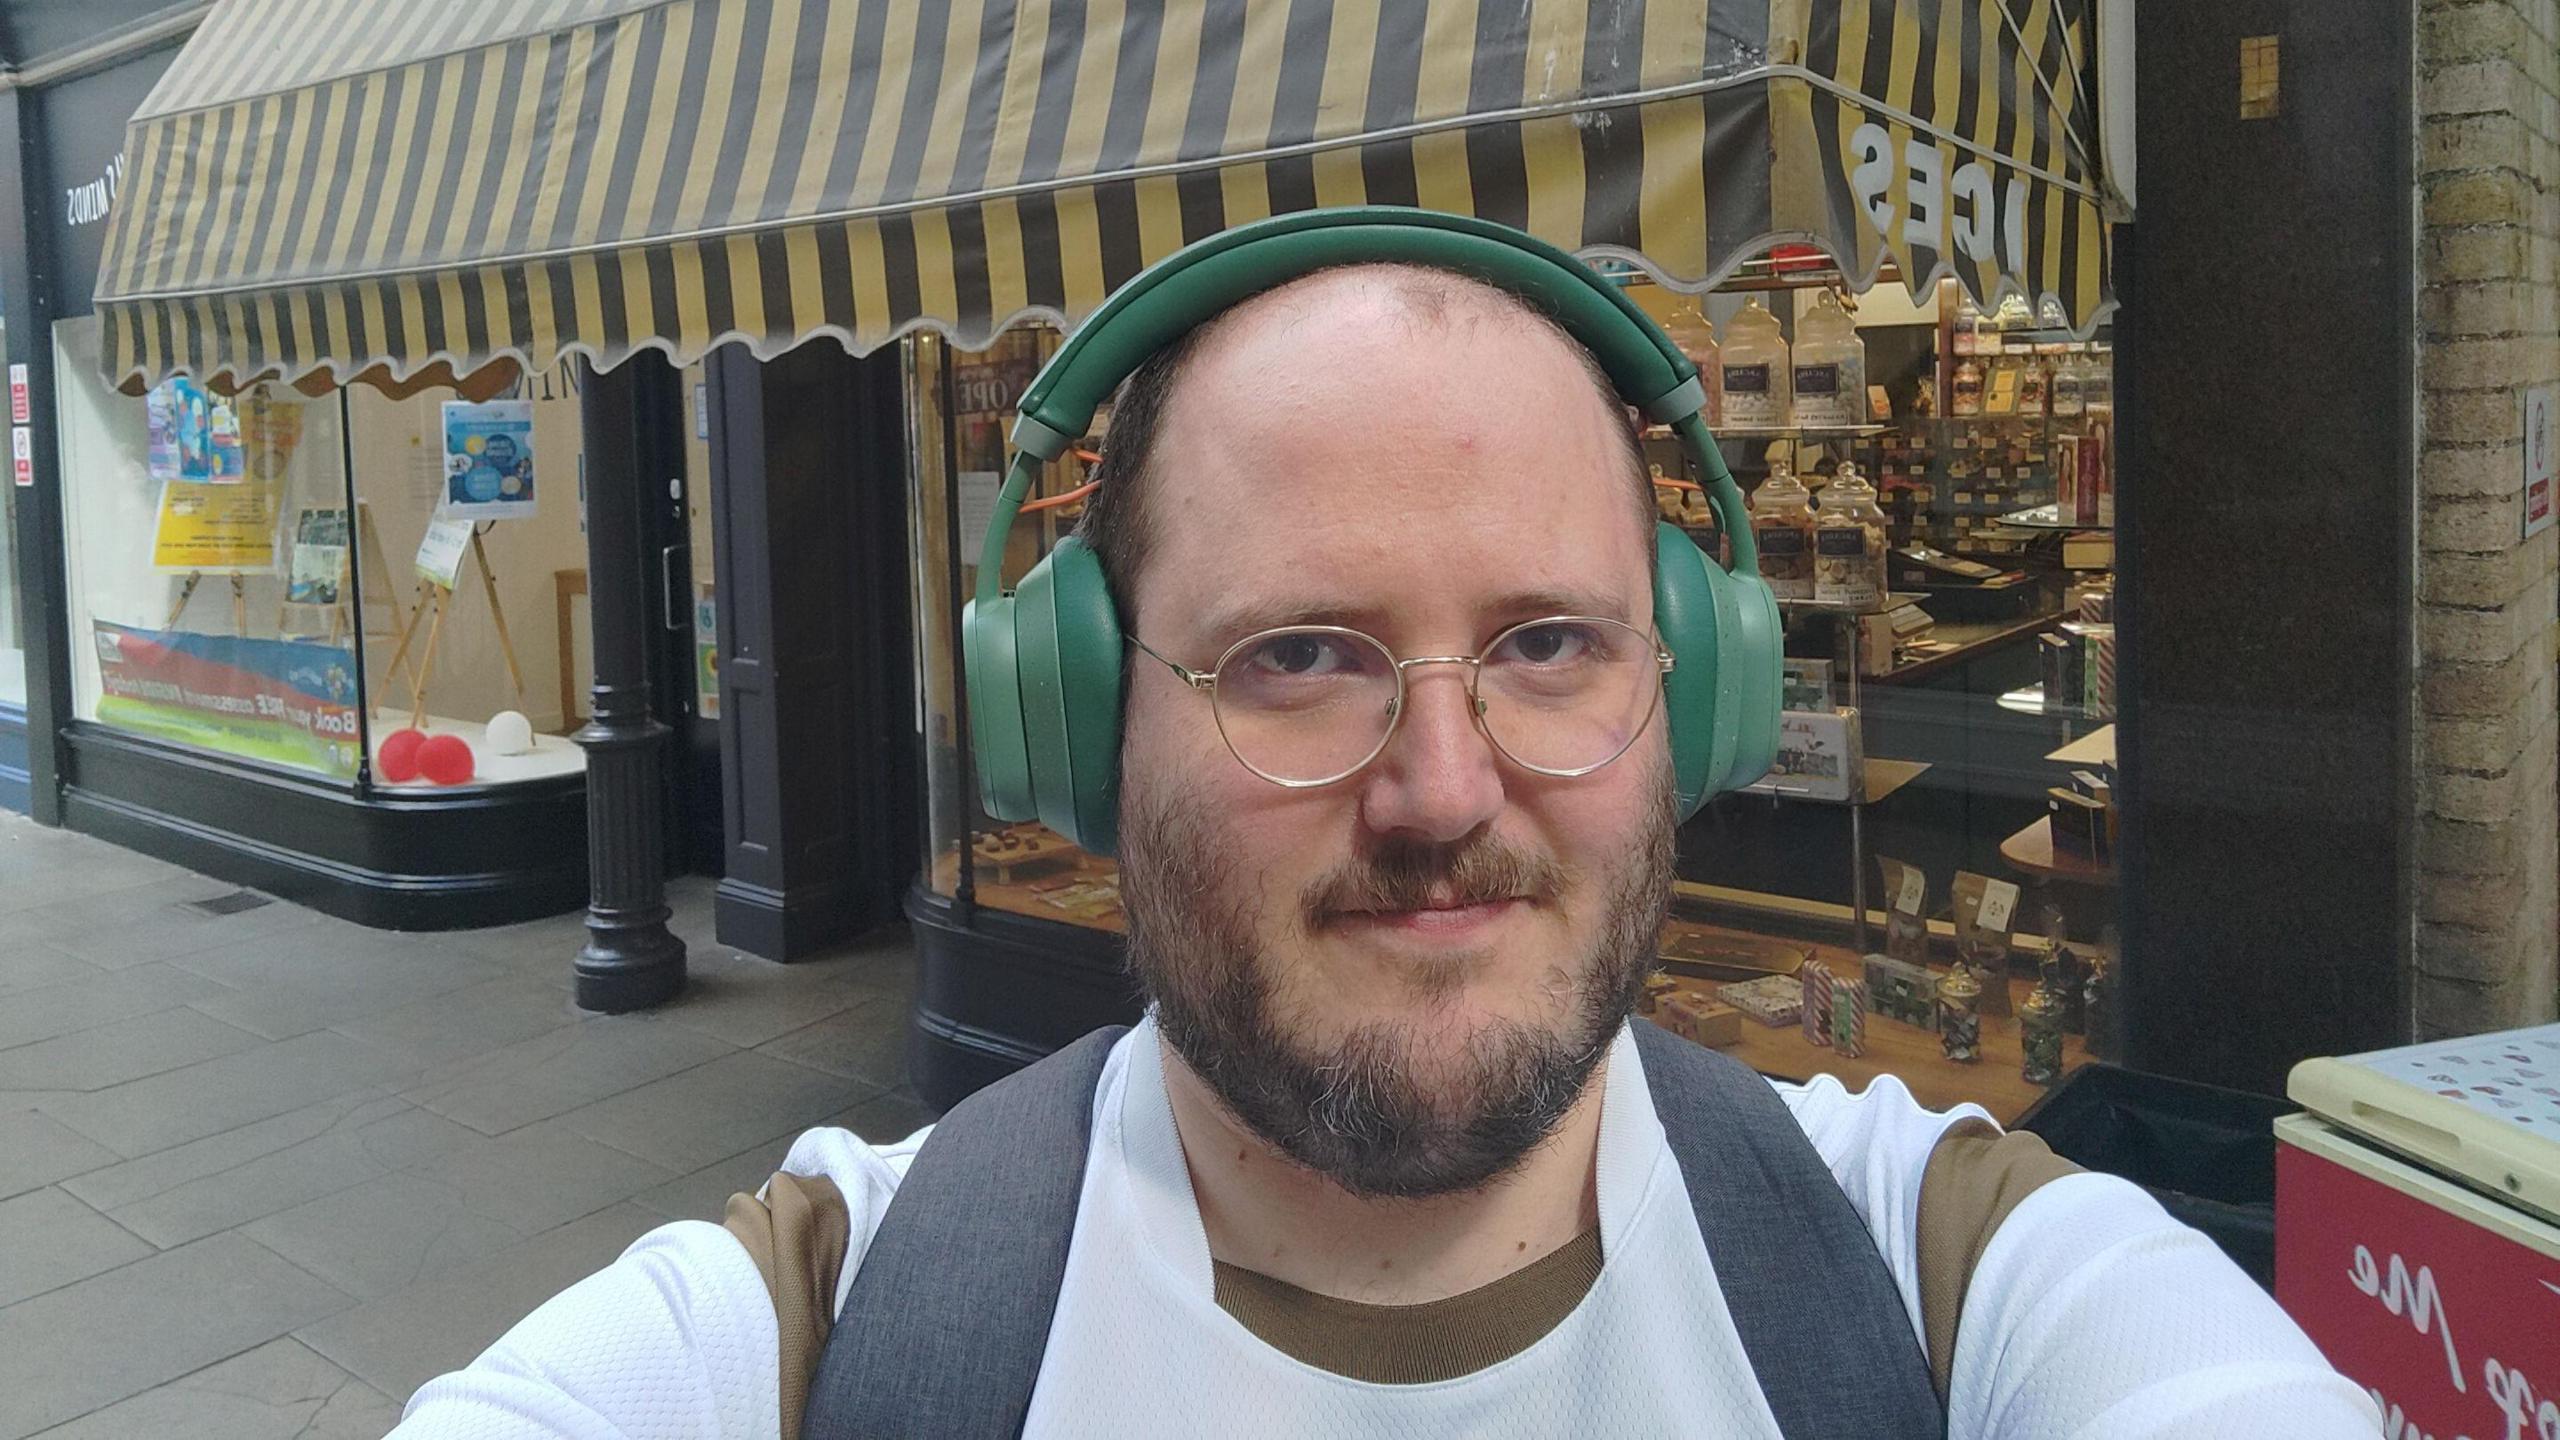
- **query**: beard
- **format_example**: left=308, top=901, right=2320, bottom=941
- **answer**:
left=1119, top=761, right=1675, bottom=1200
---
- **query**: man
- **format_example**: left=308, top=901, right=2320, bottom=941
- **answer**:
left=395, top=263, right=2376, bottom=1438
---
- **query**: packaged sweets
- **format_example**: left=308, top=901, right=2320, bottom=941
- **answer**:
left=1718, top=974, right=1804, bottom=1028
left=1799, top=962, right=1836, bottom=1048
left=1937, top=968, right=1983, bottom=1063
left=1830, top=976, right=1871, bottom=1058
left=1862, top=953, right=1937, bottom=1030
left=1662, top=296, right=1725, bottom=430
left=2019, top=983, right=2066, bottom=1085
left=1876, top=855, right=1930, bottom=967
left=1950, top=872, right=2018, bottom=1017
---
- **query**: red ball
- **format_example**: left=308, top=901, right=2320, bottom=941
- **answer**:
left=377, top=727, right=427, bottom=782
left=417, top=733, right=476, bottom=786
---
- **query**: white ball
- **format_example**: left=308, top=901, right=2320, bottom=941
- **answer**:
left=485, top=710, right=535, bottom=756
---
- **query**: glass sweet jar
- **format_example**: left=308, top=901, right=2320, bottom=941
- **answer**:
left=1811, top=462, right=1888, bottom=609
left=1661, top=296, right=1725, bottom=430
left=1751, top=459, right=1817, bottom=601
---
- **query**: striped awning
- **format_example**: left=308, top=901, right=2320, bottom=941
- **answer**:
left=94, top=0, right=2113, bottom=394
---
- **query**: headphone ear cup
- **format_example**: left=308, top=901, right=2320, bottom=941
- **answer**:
left=1650, top=521, right=1727, bottom=821
left=1041, top=537, right=1126, bottom=856
left=1721, top=573, right=1784, bottom=794
left=962, top=588, right=1039, bottom=824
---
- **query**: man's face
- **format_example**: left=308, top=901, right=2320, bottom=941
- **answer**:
left=1116, top=270, right=1674, bottom=1199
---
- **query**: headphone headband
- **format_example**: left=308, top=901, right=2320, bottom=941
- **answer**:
left=1012, top=207, right=1709, bottom=458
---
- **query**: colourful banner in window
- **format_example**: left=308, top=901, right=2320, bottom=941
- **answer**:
left=91, top=620, right=361, bottom=780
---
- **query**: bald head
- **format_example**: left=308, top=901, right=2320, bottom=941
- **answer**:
left=1074, top=264, right=1654, bottom=616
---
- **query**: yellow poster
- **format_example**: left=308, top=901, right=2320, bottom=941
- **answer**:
left=150, top=389, right=303, bottom=572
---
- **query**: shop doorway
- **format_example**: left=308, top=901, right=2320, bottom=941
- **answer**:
left=697, top=342, right=919, bottom=959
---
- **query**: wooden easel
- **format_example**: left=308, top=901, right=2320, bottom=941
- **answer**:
left=166, top=571, right=251, bottom=636
left=374, top=525, right=526, bottom=729
left=278, top=502, right=409, bottom=658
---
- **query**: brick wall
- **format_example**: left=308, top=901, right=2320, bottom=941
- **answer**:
left=2415, top=0, right=2560, bottom=1035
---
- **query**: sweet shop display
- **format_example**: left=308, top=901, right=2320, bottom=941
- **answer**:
left=1719, top=297, right=1792, bottom=429
left=1718, top=974, right=1804, bottom=1028
left=2019, top=982, right=2067, bottom=1086
left=1937, top=968, right=1984, bottom=1063
left=1811, top=464, right=1888, bottom=609
left=1862, top=953, right=1938, bottom=1030
left=1829, top=975, right=1872, bottom=1058
left=1752, top=460, right=1817, bottom=601
left=1789, top=288, right=1866, bottom=429
left=1661, top=296, right=1725, bottom=429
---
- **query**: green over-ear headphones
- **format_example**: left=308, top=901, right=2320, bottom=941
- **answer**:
left=963, top=206, right=1781, bottom=856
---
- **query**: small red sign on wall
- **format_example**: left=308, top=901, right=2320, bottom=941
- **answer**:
left=8, top=364, right=27, bottom=425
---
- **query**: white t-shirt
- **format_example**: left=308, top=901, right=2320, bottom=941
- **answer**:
left=393, top=1020, right=2380, bottom=1439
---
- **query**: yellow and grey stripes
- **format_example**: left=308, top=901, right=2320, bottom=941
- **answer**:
left=94, top=0, right=2111, bottom=395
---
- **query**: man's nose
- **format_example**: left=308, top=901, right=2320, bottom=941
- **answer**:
left=1354, top=665, right=1506, bottom=845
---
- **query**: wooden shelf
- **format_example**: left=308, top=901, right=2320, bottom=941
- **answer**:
left=2046, top=723, right=2115, bottom=766
left=935, top=842, right=2090, bottom=1124
left=2000, top=816, right=2117, bottom=885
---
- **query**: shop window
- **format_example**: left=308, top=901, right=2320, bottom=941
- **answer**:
left=908, top=328, right=1125, bottom=926
left=56, top=317, right=363, bottom=782
left=341, top=374, right=591, bottom=789
left=55, top=315, right=602, bottom=792
left=906, top=266, right=2121, bottom=1122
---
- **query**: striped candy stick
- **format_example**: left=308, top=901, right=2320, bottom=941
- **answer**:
left=1831, top=976, right=1872, bottom=1059
left=1800, top=962, right=1835, bottom=1048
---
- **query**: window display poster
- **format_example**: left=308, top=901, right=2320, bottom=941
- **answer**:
left=145, top=376, right=247, bottom=484
left=151, top=471, right=285, bottom=572
left=442, top=399, right=536, bottom=517
left=956, top=470, right=1001, bottom=565
left=694, top=586, right=719, bottom=720
left=91, top=619, right=360, bottom=780
left=415, top=516, right=473, bottom=587
left=287, top=509, right=350, bottom=605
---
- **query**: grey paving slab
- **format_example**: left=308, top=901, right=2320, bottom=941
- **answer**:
left=56, top=1091, right=410, bottom=1215
left=0, top=1007, right=265, bottom=1093
left=402, top=1014, right=735, bottom=1136
left=0, top=964, right=236, bottom=1053
left=162, top=920, right=440, bottom=991
left=187, top=951, right=510, bottom=1043
left=0, top=1112, right=121, bottom=1202
left=0, top=1231, right=352, bottom=1439
left=555, top=1048, right=877, bottom=1173
left=755, top=995, right=912, bottom=1088
left=630, top=1127, right=808, bottom=1224
left=103, top=1105, right=482, bottom=1250
left=39, top=890, right=326, bottom=971
left=0, top=943, right=104, bottom=997
left=404, top=1120, right=673, bottom=1235
left=0, top=1188, right=152, bottom=1309
left=37, top=1031, right=420, bottom=1158
left=829, top=1087, right=942, bottom=1148
left=29, top=1337, right=401, bottom=1440
left=297, top=1203, right=664, bottom=1406
left=0, top=857, right=199, bottom=921
left=651, top=947, right=870, bottom=1048
left=329, top=972, right=583, bottom=1071
left=245, top=1173, right=529, bottom=1301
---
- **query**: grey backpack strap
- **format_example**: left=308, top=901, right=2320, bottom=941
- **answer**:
left=1632, top=1021, right=1945, bottom=1440
left=803, top=1024, right=1129, bottom=1440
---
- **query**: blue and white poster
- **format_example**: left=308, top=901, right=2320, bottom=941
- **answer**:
left=441, top=400, right=536, bottom=518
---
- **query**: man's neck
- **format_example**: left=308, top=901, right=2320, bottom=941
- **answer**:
left=1158, top=1036, right=1607, bottom=1306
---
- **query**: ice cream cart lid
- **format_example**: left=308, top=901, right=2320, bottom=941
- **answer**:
left=2289, top=1023, right=2560, bottom=1228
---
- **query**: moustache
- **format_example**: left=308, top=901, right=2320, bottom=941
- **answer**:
left=1301, top=835, right=1570, bottom=928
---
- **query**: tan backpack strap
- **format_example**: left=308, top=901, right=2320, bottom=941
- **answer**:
left=724, top=1172, right=853, bottom=1440
left=1915, top=1118, right=2083, bottom=1401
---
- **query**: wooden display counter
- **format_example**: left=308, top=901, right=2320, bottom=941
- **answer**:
left=931, top=838, right=2089, bottom=1124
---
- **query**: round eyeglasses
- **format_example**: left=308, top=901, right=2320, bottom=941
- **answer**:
left=1128, top=616, right=1674, bottom=788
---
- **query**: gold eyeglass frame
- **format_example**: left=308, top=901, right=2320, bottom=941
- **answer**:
left=1126, top=615, right=1676, bottom=789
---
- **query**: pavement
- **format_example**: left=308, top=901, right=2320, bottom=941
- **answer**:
left=0, top=810, right=938, bottom=1438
